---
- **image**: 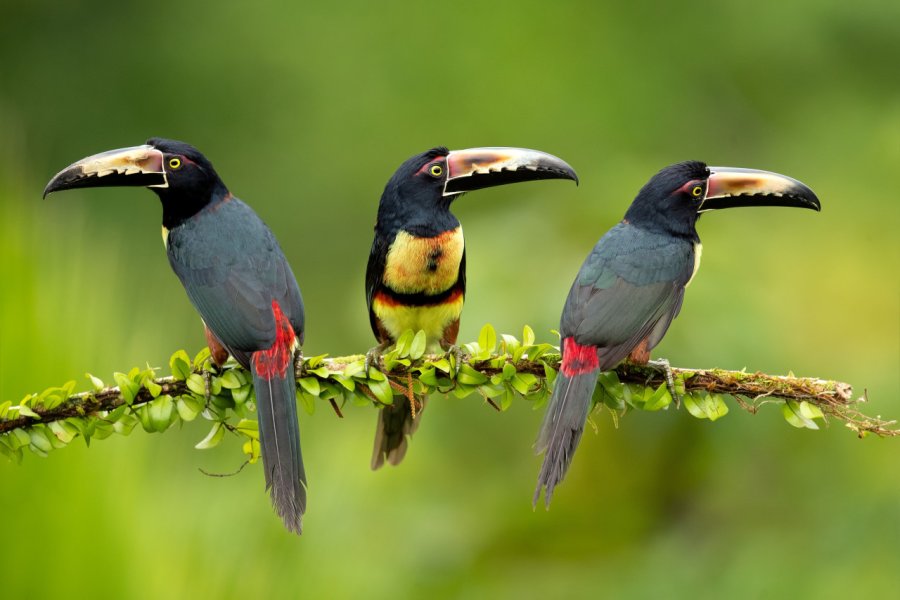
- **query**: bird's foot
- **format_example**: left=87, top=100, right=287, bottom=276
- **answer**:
left=364, top=342, right=389, bottom=377
left=648, top=358, right=680, bottom=408
left=442, top=343, right=468, bottom=376
left=293, top=348, right=305, bottom=381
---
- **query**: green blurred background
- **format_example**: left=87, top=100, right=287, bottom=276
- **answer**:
left=1, top=0, right=898, bottom=597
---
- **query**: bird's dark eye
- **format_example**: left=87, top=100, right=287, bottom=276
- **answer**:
left=168, top=157, right=182, bottom=170
left=691, top=185, right=703, bottom=197
left=429, top=163, right=443, bottom=178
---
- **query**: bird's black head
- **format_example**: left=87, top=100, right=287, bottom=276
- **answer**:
left=43, top=137, right=229, bottom=229
left=377, top=147, right=454, bottom=236
left=625, top=161, right=710, bottom=238
left=376, top=145, right=578, bottom=236
left=624, top=160, right=821, bottom=239
left=145, top=138, right=228, bottom=228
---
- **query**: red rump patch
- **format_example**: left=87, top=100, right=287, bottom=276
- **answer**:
left=561, top=337, right=599, bottom=377
left=252, top=301, right=296, bottom=379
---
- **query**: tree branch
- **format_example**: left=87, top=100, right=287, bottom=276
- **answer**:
left=0, top=326, right=894, bottom=462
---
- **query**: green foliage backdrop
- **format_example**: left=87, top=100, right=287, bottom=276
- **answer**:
left=1, top=1, right=898, bottom=597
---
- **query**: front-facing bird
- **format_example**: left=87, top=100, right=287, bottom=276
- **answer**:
left=44, top=139, right=307, bottom=534
left=534, top=161, right=821, bottom=507
left=367, top=146, right=578, bottom=469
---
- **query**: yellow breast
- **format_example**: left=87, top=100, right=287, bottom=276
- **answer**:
left=383, top=227, right=464, bottom=295
left=372, top=290, right=464, bottom=351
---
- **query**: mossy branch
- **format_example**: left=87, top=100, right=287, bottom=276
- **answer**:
left=0, top=325, right=894, bottom=463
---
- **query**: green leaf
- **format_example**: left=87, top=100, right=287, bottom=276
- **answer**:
left=195, top=422, right=225, bottom=449
left=418, top=368, right=439, bottom=387
left=186, top=374, right=207, bottom=396
left=148, top=395, right=174, bottom=432
left=48, top=421, right=78, bottom=444
left=10, top=428, right=31, bottom=449
left=113, top=372, right=140, bottom=405
left=782, top=400, right=819, bottom=430
left=501, top=362, right=517, bottom=381
left=86, top=373, right=105, bottom=391
left=452, top=383, right=475, bottom=398
left=29, top=427, right=53, bottom=456
left=298, top=390, right=317, bottom=415
left=522, top=325, right=535, bottom=347
left=232, top=385, right=251, bottom=405
left=478, top=324, right=497, bottom=354
left=169, top=350, right=192, bottom=381
left=193, top=347, right=212, bottom=369
left=143, top=378, right=162, bottom=398
left=176, top=396, right=204, bottom=422
left=500, top=386, right=516, bottom=410
left=409, top=330, right=427, bottom=360
left=432, top=358, right=451, bottom=374
left=17, top=405, right=39, bottom=419
left=219, top=370, right=243, bottom=389
left=683, top=393, right=707, bottom=419
left=457, top=364, right=488, bottom=386
left=242, top=438, right=260, bottom=463
left=394, top=330, right=415, bottom=358
left=235, top=418, right=259, bottom=439
left=683, top=392, right=728, bottom=421
left=367, top=378, right=394, bottom=405
left=298, top=377, right=321, bottom=396
left=643, top=383, right=672, bottom=412
left=510, top=374, right=533, bottom=395
left=798, top=400, right=825, bottom=421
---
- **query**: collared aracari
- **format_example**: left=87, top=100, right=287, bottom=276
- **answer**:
left=534, top=161, right=821, bottom=507
left=366, top=146, right=578, bottom=469
left=44, top=139, right=307, bottom=534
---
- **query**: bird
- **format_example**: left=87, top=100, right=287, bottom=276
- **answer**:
left=366, top=146, right=578, bottom=469
left=44, top=138, right=307, bottom=534
left=533, top=160, right=820, bottom=507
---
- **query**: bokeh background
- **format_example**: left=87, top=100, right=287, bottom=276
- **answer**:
left=1, top=1, right=898, bottom=597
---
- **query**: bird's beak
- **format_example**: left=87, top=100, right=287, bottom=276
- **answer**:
left=443, top=147, right=578, bottom=196
left=43, top=145, right=167, bottom=198
left=701, top=166, right=821, bottom=212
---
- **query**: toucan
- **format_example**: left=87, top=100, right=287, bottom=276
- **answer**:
left=44, top=139, right=307, bottom=534
left=533, top=161, right=820, bottom=507
left=366, top=146, right=578, bottom=469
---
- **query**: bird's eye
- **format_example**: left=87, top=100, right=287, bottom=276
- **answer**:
left=691, top=185, right=703, bottom=197
left=429, top=163, right=443, bottom=177
left=168, top=157, right=182, bottom=170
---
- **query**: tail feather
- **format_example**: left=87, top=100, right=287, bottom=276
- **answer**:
left=252, top=364, right=306, bottom=534
left=371, top=396, right=425, bottom=470
left=533, top=368, right=599, bottom=508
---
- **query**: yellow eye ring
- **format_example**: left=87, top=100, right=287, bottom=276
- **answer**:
left=691, top=185, right=703, bottom=197
left=168, top=157, right=182, bottom=170
left=429, top=164, right=443, bottom=177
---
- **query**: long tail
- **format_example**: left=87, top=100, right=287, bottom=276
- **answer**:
left=251, top=302, right=306, bottom=534
left=371, top=396, right=425, bottom=470
left=533, top=337, right=600, bottom=508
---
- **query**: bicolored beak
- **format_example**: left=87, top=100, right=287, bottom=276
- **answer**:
left=701, top=166, right=821, bottom=212
left=43, top=145, right=167, bottom=199
left=443, top=147, right=578, bottom=196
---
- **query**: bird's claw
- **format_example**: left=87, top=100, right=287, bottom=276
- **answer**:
left=293, top=349, right=305, bottom=381
left=364, top=343, right=388, bottom=377
left=442, top=343, right=468, bottom=376
left=648, top=358, right=680, bottom=408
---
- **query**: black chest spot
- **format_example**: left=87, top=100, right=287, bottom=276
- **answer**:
left=426, top=247, right=443, bottom=272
